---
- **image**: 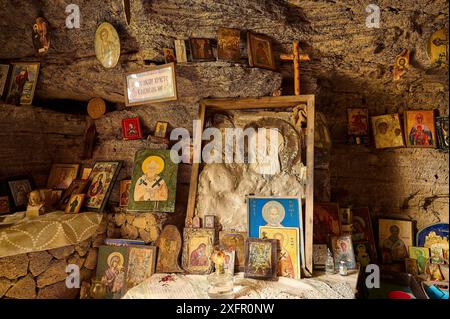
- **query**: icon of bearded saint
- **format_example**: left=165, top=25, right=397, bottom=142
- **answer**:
left=134, top=156, right=168, bottom=202
left=33, top=17, right=50, bottom=53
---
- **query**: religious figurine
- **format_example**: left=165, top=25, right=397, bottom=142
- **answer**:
left=156, top=225, right=184, bottom=273
left=26, top=190, right=45, bottom=217
left=32, top=17, right=50, bottom=55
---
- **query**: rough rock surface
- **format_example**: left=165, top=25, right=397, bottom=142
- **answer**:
left=0, top=278, right=14, bottom=298
left=37, top=281, right=80, bottom=299
left=0, top=254, right=29, bottom=280
left=49, top=245, right=75, bottom=260
left=5, top=274, right=36, bottom=299
left=28, top=251, right=54, bottom=277
left=36, top=259, right=68, bottom=288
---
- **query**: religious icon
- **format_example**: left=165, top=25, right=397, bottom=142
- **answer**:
left=404, top=110, right=436, bottom=148
left=425, top=262, right=444, bottom=281
left=204, top=215, right=215, bottom=229
left=244, top=238, right=278, bottom=281
left=430, top=246, right=445, bottom=264
left=313, top=202, right=341, bottom=245
left=192, top=215, right=201, bottom=228
left=347, top=108, right=370, bottom=144
left=330, top=235, right=357, bottom=269
left=259, top=226, right=301, bottom=279
left=404, top=258, right=419, bottom=276
left=436, top=116, right=449, bottom=152
left=223, top=249, right=236, bottom=275
left=174, top=39, right=188, bottom=63
left=119, top=180, right=131, bottom=207
left=125, top=246, right=156, bottom=290
left=219, top=231, right=247, bottom=271
left=417, top=223, right=449, bottom=264
left=97, top=246, right=128, bottom=299
left=182, top=228, right=215, bottom=274
left=313, top=244, right=328, bottom=270
left=247, top=197, right=302, bottom=238
left=128, top=150, right=177, bottom=213
left=47, top=164, right=80, bottom=190
left=353, top=242, right=371, bottom=268
left=247, top=32, right=276, bottom=70
left=427, top=28, right=448, bottom=68
left=122, top=117, right=142, bottom=140
left=6, top=62, right=40, bottom=106
left=154, top=121, right=169, bottom=138
left=0, top=64, right=10, bottom=98
left=94, top=22, right=121, bottom=69
left=371, top=113, right=405, bottom=149
left=32, top=17, right=50, bottom=55
left=156, top=225, right=183, bottom=273
left=26, top=190, right=45, bottom=217
left=84, top=161, right=122, bottom=212
left=409, top=246, right=430, bottom=274
left=164, top=48, right=176, bottom=64
left=351, top=207, right=377, bottom=263
left=189, top=38, right=216, bottom=61
left=81, top=168, right=93, bottom=180
left=65, top=194, right=85, bottom=214
left=393, top=49, right=410, bottom=80
left=0, top=196, right=10, bottom=215
left=217, top=27, right=241, bottom=62
left=378, top=219, right=413, bottom=263
left=7, top=177, right=33, bottom=211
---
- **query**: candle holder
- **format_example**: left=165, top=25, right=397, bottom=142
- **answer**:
left=207, top=249, right=234, bottom=299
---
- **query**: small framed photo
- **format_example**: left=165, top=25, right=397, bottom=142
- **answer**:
left=182, top=228, right=215, bottom=274
left=404, top=110, right=436, bottom=148
left=217, top=27, right=241, bottom=62
left=65, top=194, right=85, bottom=214
left=371, top=114, right=405, bottom=149
left=204, top=215, right=215, bottom=228
left=379, top=218, right=414, bottom=263
left=57, top=179, right=88, bottom=210
left=174, top=39, right=188, bottom=63
left=154, top=121, right=169, bottom=138
left=247, top=32, right=276, bottom=71
left=0, top=64, right=10, bottom=98
left=7, top=176, right=33, bottom=212
left=164, top=48, right=176, bottom=63
left=330, top=235, right=357, bottom=269
left=47, top=164, right=80, bottom=190
left=124, top=63, right=178, bottom=106
left=244, top=238, right=278, bottom=281
left=122, top=117, right=143, bottom=140
left=189, top=38, right=216, bottom=62
left=313, top=244, right=328, bottom=270
left=223, top=249, right=236, bottom=276
left=0, top=196, right=11, bottom=215
left=347, top=108, right=369, bottom=136
left=219, top=231, right=247, bottom=272
left=192, top=215, right=201, bottom=228
left=119, top=179, right=131, bottom=207
left=6, top=62, right=40, bottom=106
left=409, top=246, right=430, bottom=274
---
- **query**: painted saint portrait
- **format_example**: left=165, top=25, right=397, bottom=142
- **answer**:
left=260, top=226, right=300, bottom=279
left=330, top=235, right=356, bottom=269
left=119, top=180, right=131, bottom=207
left=219, top=231, right=247, bottom=271
left=353, top=242, right=371, bottom=267
left=6, top=63, right=40, bottom=106
left=0, top=64, right=10, bottom=97
left=248, top=197, right=301, bottom=238
left=182, top=228, right=215, bottom=274
left=347, top=108, right=369, bottom=136
left=128, top=150, right=177, bottom=213
left=84, top=161, right=122, bottom=212
left=154, top=121, right=168, bottom=138
left=247, top=32, right=276, bottom=70
left=408, top=246, right=430, bottom=274
left=217, top=27, right=241, bottom=62
left=97, top=246, right=128, bottom=299
left=125, top=247, right=156, bottom=290
left=8, top=178, right=32, bottom=210
left=371, top=114, right=405, bottom=149
left=378, top=219, right=413, bottom=263
left=122, top=117, right=142, bottom=140
left=164, top=48, right=176, bottom=64
left=57, top=179, right=88, bottom=210
left=156, top=225, right=183, bottom=273
left=47, top=164, right=80, bottom=190
left=65, top=194, right=85, bottom=214
left=0, top=196, right=10, bottom=215
left=94, top=22, right=120, bottom=69
left=313, top=203, right=341, bottom=244
left=32, top=17, right=50, bottom=55
left=190, top=38, right=216, bottom=61
left=404, top=110, right=436, bottom=148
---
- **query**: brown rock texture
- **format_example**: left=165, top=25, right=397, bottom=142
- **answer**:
left=0, top=254, right=29, bottom=280
left=37, top=281, right=80, bottom=299
left=28, top=251, right=53, bottom=277
left=36, top=259, right=68, bottom=288
left=0, top=278, right=14, bottom=298
left=49, top=245, right=75, bottom=260
left=5, top=274, right=36, bottom=299
left=84, top=248, right=98, bottom=270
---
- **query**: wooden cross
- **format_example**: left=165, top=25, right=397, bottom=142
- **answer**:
left=280, top=41, right=310, bottom=95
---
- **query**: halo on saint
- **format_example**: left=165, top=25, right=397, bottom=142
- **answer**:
left=142, top=156, right=165, bottom=175
left=107, top=252, right=124, bottom=268
left=262, top=201, right=286, bottom=226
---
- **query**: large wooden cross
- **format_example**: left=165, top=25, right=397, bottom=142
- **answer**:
left=280, top=41, right=310, bottom=95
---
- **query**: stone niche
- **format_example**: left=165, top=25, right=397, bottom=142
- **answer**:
left=196, top=109, right=307, bottom=231
left=0, top=216, right=107, bottom=299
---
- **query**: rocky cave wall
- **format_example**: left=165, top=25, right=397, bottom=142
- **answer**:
left=0, top=0, right=448, bottom=233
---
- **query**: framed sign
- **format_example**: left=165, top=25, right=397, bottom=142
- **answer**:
left=124, top=63, right=177, bottom=106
